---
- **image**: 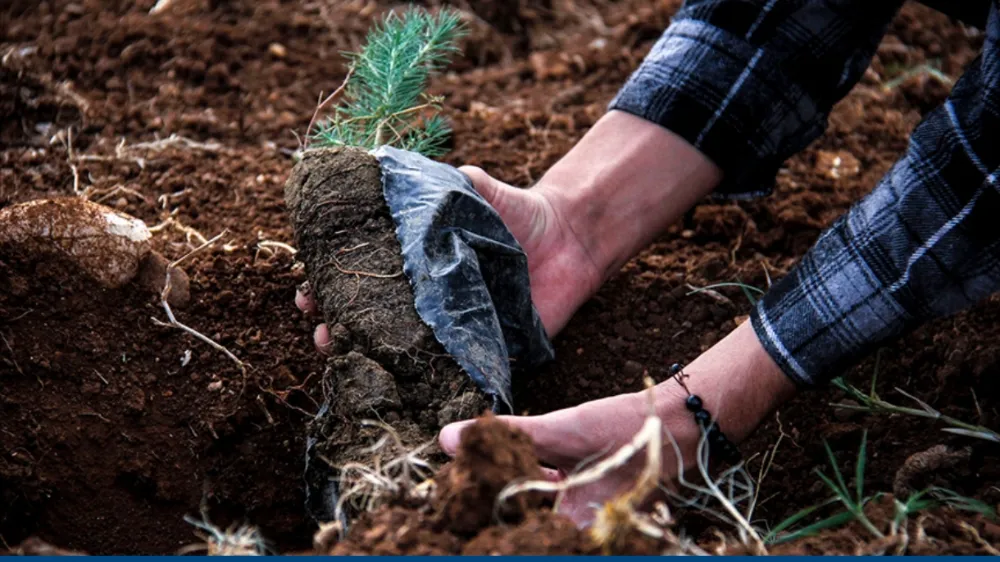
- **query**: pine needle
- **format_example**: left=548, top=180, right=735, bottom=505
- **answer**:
left=312, top=7, right=465, bottom=157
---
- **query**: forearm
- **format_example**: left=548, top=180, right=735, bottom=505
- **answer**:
left=753, top=39, right=1000, bottom=387
left=653, top=320, right=796, bottom=448
left=536, top=110, right=723, bottom=282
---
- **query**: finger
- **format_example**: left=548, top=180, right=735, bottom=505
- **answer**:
left=295, top=282, right=318, bottom=315
left=438, top=423, right=563, bottom=483
left=458, top=165, right=499, bottom=203
left=558, top=492, right=600, bottom=528
left=540, top=466, right=563, bottom=483
left=438, top=419, right=474, bottom=456
left=313, top=323, right=331, bottom=354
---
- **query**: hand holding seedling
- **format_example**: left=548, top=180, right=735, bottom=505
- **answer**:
left=295, top=0, right=1000, bottom=534
left=296, top=107, right=798, bottom=525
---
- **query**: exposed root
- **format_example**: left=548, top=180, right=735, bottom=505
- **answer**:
left=149, top=212, right=211, bottom=247
left=179, top=515, right=270, bottom=556
left=960, top=521, right=1000, bottom=555
left=326, top=253, right=403, bottom=279
left=148, top=0, right=175, bottom=15
left=664, top=412, right=765, bottom=553
left=255, top=238, right=298, bottom=263
left=151, top=231, right=249, bottom=400
left=498, top=378, right=689, bottom=554
left=328, top=420, right=437, bottom=536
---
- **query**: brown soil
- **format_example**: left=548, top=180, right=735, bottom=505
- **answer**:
left=2, top=0, right=999, bottom=555
left=324, top=416, right=596, bottom=555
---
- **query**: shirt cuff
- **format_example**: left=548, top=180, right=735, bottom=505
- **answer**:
left=609, top=19, right=825, bottom=199
left=748, top=218, right=913, bottom=388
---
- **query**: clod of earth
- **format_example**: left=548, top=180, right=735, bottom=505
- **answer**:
left=324, top=416, right=600, bottom=555
left=0, top=198, right=189, bottom=306
left=284, top=146, right=488, bottom=514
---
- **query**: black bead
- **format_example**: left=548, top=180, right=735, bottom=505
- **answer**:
left=710, top=429, right=728, bottom=445
left=685, top=395, right=703, bottom=412
left=694, top=409, right=712, bottom=425
left=669, top=363, right=682, bottom=376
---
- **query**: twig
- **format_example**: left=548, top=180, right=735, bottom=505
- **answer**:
left=304, top=67, right=355, bottom=148
left=80, top=411, right=111, bottom=423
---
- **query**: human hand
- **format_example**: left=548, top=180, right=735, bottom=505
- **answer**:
left=439, top=320, right=797, bottom=526
left=294, top=159, right=604, bottom=348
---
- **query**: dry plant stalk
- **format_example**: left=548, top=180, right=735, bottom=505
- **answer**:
left=498, top=377, right=689, bottom=554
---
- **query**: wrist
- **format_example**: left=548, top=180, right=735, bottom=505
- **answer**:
left=653, top=320, right=796, bottom=445
left=535, top=110, right=723, bottom=282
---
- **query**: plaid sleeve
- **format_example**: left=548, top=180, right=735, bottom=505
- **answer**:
left=751, top=6, right=1000, bottom=386
left=609, top=0, right=902, bottom=198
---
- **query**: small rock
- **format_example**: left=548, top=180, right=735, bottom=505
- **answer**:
left=623, top=360, right=644, bottom=378
left=0, top=198, right=151, bottom=289
left=268, top=42, right=287, bottom=58
left=893, top=444, right=972, bottom=498
left=207, top=380, right=223, bottom=392
left=815, top=150, right=861, bottom=180
left=135, top=251, right=190, bottom=308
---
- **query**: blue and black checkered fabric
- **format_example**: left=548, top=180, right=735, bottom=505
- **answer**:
left=610, top=1, right=1000, bottom=386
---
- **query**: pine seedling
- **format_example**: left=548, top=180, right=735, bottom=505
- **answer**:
left=311, top=7, right=466, bottom=157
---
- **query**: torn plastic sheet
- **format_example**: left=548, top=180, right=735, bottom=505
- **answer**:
left=374, top=145, right=554, bottom=413
left=303, top=146, right=554, bottom=523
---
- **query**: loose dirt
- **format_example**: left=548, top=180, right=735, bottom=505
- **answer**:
left=2, top=0, right=998, bottom=555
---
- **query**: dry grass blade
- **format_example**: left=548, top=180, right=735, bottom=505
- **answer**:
left=499, top=378, right=691, bottom=554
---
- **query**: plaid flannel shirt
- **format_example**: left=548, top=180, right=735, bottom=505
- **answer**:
left=609, top=0, right=1000, bottom=386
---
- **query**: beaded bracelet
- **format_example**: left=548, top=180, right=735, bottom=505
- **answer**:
left=668, top=363, right=741, bottom=464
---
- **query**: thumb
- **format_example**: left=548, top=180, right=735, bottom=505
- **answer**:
left=438, top=419, right=475, bottom=456
left=440, top=414, right=573, bottom=469
left=459, top=165, right=504, bottom=206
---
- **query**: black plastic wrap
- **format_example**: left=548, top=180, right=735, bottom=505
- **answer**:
left=374, top=145, right=554, bottom=413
